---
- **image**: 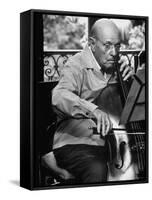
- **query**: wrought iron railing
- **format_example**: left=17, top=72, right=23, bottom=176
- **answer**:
left=43, top=50, right=80, bottom=82
left=43, top=50, right=145, bottom=82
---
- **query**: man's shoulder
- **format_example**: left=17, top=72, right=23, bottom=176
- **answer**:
left=66, top=47, right=91, bottom=70
left=65, top=50, right=87, bottom=71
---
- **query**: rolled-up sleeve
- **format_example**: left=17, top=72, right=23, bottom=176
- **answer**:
left=52, top=64, right=98, bottom=118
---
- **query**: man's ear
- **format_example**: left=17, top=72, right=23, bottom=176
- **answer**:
left=89, top=37, right=96, bottom=52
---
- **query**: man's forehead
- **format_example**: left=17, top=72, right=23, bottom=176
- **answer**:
left=97, top=28, right=121, bottom=43
left=99, top=35, right=121, bottom=44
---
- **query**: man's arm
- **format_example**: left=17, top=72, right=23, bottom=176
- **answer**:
left=52, top=63, right=112, bottom=136
left=52, top=64, right=98, bottom=119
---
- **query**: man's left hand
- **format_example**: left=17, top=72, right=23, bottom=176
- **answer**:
left=118, top=56, right=134, bottom=81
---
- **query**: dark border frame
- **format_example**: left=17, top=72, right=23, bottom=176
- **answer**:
left=20, top=9, right=149, bottom=190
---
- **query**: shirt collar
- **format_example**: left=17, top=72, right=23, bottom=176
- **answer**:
left=81, top=45, right=101, bottom=72
left=88, top=46, right=101, bottom=70
left=88, top=46, right=108, bottom=79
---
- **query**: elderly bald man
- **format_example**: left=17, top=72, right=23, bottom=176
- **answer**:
left=43, top=19, right=134, bottom=184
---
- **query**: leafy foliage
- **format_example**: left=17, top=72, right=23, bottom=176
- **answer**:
left=128, top=22, right=145, bottom=50
left=43, top=15, right=88, bottom=50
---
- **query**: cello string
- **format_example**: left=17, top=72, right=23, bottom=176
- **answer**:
left=137, top=122, right=145, bottom=171
left=135, top=122, right=144, bottom=171
left=131, top=123, right=142, bottom=172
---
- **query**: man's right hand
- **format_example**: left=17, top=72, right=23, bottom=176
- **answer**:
left=92, top=108, right=113, bottom=137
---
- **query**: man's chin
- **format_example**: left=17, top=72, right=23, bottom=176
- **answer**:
left=103, top=63, right=115, bottom=73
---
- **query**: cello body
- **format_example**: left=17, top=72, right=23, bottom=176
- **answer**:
left=94, top=82, right=137, bottom=181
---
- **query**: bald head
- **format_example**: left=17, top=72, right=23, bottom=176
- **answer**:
left=89, top=19, right=121, bottom=72
left=90, top=19, right=121, bottom=41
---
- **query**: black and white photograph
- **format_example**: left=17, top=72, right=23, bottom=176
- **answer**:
left=20, top=9, right=148, bottom=190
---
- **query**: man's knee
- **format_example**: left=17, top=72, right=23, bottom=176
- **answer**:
left=82, top=160, right=108, bottom=183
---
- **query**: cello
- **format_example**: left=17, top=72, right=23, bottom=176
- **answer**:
left=94, top=55, right=146, bottom=181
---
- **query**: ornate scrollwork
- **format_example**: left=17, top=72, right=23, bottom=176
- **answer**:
left=43, top=51, right=79, bottom=82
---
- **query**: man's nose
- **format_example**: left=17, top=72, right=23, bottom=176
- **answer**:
left=110, top=46, right=117, bottom=56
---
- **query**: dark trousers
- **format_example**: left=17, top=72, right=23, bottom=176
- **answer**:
left=53, top=144, right=108, bottom=184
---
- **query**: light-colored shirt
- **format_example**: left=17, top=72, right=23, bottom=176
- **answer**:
left=52, top=45, right=117, bottom=149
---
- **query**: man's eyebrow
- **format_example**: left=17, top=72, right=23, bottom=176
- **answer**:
left=104, top=41, right=120, bottom=45
left=104, top=41, right=113, bottom=44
